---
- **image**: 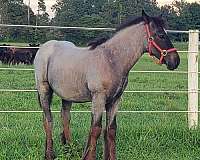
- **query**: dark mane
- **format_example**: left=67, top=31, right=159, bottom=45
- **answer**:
left=117, top=16, right=165, bottom=31
left=88, top=35, right=111, bottom=50
left=151, top=16, right=166, bottom=28
left=116, top=17, right=144, bottom=31
left=88, top=16, right=165, bottom=50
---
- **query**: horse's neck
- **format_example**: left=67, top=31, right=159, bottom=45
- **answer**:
left=104, top=23, right=145, bottom=74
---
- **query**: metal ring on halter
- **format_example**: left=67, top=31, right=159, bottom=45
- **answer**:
left=161, top=50, right=168, bottom=56
left=148, top=36, right=154, bottom=41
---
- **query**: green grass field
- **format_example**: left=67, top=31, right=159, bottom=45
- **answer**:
left=0, top=42, right=200, bottom=160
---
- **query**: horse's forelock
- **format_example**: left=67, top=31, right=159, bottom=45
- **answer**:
left=151, top=16, right=166, bottom=28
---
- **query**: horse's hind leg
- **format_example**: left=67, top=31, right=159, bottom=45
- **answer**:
left=60, top=99, right=72, bottom=145
left=104, top=98, right=120, bottom=160
left=37, top=82, right=54, bottom=160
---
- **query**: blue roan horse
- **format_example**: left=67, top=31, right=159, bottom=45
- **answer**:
left=34, top=10, right=180, bottom=160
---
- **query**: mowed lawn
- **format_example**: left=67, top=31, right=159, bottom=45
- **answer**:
left=0, top=42, right=200, bottom=160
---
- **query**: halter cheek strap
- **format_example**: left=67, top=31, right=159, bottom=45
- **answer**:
left=144, top=24, right=177, bottom=64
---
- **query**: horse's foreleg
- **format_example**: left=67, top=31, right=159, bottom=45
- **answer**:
left=60, top=100, right=72, bottom=145
left=38, top=84, right=54, bottom=160
left=82, top=93, right=105, bottom=160
left=104, top=99, right=120, bottom=160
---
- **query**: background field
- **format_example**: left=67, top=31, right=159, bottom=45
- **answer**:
left=0, top=42, right=200, bottom=160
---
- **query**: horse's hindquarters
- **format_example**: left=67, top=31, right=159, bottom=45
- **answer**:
left=34, top=40, right=92, bottom=102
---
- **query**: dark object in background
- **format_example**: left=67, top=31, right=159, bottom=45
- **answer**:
left=0, top=43, right=39, bottom=65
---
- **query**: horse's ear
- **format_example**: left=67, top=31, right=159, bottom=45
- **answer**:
left=142, top=10, right=149, bottom=23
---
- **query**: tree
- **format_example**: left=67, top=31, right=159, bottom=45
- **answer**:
left=160, top=1, right=200, bottom=41
left=35, top=0, right=50, bottom=43
left=37, top=0, right=49, bottom=25
left=0, top=0, right=36, bottom=42
left=180, top=2, right=200, bottom=30
left=51, top=0, right=160, bottom=45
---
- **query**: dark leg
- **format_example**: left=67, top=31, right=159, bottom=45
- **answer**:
left=60, top=99, right=72, bottom=145
left=82, top=93, right=105, bottom=160
left=38, top=82, right=55, bottom=160
left=104, top=99, right=120, bottom=160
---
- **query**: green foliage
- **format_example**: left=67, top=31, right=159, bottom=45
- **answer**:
left=180, top=2, right=200, bottom=30
left=51, top=0, right=161, bottom=45
left=161, top=0, right=200, bottom=41
left=0, top=0, right=36, bottom=42
left=1, top=0, right=200, bottom=43
left=34, top=0, right=50, bottom=43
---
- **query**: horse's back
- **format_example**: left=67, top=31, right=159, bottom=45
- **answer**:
left=34, top=40, right=80, bottom=73
left=35, top=40, right=75, bottom=59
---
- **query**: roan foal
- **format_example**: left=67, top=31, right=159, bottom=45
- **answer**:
left=34, top=10, right=180, bottom=160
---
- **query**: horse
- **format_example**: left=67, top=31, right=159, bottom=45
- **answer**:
left=0, top=46, right=5, bottom=62
left=0, top=45, right=13, bottom=65
left=12, top=48, right=38, bottom=65
left=0, top=44, right=39, bottom=65
left=9, top=46, right=39, bottom=65
left=34, top=10, right=180, bottom=160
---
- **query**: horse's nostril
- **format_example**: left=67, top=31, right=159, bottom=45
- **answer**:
left=166, top=60, right=179, bottom=70
left=167, top=64, right=175, bottom=70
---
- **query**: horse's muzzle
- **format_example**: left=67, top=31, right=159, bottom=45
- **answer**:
left=165, top=52, right=180, bottom=70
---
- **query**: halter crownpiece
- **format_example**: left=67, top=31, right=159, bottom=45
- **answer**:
left=144, top=23, right=177, bottom=64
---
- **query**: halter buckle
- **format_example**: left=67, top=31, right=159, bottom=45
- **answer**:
left=161, top=50, right=168, bottom=56
left=148, top=36, right=154, bottom=41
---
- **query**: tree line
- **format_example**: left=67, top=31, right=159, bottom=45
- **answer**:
left=0, top=0, right=199, bottom=45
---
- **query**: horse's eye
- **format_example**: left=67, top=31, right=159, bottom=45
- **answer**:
left=158, top=34, right=165, bottom=39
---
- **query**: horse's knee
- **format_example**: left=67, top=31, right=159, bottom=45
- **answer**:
left=45, top=148, right=55, bottom=160
left=37, top=82, right=53, bottom=104
left=107, top=128, right=116, bottom=141
left=90, top=126, right=102, bottom=139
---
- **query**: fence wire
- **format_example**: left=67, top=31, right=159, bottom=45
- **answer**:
left=0, top=25, right=195, bottom=114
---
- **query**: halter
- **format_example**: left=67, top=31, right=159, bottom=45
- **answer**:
left=144, top=23, right=177, bottom=64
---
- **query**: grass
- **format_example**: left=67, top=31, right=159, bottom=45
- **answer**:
left=0, top=42, right=200, bottom=159
left=0, top=42, right=28, bottom=47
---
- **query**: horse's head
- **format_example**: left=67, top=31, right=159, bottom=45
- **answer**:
left=142, top=10, right=180, bottom=70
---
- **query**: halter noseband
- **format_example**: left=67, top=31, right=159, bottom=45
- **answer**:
left=144, top=24, right=177, bottom=64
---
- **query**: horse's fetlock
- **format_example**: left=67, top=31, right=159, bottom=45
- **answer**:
left=45, top=152, right=55, bottom=160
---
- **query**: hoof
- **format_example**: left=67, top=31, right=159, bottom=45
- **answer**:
left=104, top=156, right=116, bottom=160
left=82, top=156, right=95, bottom=160
left=60, top=132, right=66, bottom=145
left=60, top=132, right=68, bottom=145
left=45, top=151, right=56, bottom=160
left=82, top=150, right=96, bottom=160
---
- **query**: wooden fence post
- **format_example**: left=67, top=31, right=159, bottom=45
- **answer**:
left=188, top=30, right=199, bottom=129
